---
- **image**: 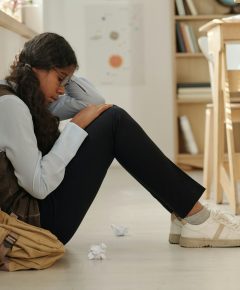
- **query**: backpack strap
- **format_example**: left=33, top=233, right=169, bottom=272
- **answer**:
left=0, top=232, right=18, bottom=258
left=0, top=210, right=19, bottom=271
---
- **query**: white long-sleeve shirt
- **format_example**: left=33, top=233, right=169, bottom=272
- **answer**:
left=0, top=76, right=105, bottom=199
left=49, top=75, right=105, bottom=120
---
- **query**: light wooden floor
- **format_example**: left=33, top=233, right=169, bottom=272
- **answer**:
left=2, top=167, right=240, bottom=290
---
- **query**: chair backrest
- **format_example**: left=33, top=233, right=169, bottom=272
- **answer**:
left=198, top=36, right=240, bottom=100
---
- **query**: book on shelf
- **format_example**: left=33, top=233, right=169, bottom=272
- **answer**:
left=183, top=0, right=191, bottom=15
left=179, top=115, right=199, bottom=155
left=178, top=87, right=211, bottom=94
left=179, top=23, right=191, bottom=52
left=175, top=0, right=198, bottom=16
left=176, top=22, right=186, bottom=52
left=185, top=0, right=198, bottom=15
left=188, top=26, right=200, bottom=52
left=177, top=94, right=211, bottom=101
left=177, top=82, right=211, bottom=88
left=175, top=0, right=186, bottom=16
left=178, top=91, right=211, bottom=101
left=177, top=83, right=212, bottom=101
left=176, top=22, right=200, bottom=53
left=179, top=23, right=199, bottom=53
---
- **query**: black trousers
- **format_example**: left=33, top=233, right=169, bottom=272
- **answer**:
left=39, top=106, right=205, bottom=244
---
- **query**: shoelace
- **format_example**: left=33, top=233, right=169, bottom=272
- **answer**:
left=211, top=209, right=240, bottom=230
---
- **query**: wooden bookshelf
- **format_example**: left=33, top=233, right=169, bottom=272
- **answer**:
left=172, top=0, right=231, bottom=169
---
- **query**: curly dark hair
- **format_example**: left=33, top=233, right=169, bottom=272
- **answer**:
left=1, top=32, right=78, bottom=155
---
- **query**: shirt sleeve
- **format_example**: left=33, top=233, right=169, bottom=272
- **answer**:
left=0, top=95, right=88, bottom=199
left=48, top=75, right=106, bottom=120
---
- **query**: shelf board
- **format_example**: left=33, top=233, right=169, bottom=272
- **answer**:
left=0, top=10, right=36, bottom=39
left=177, top=153, right=203, bottom=169
left=174, top=15, right=231, bottom=21
left=176, top=53, right=204, bottom=58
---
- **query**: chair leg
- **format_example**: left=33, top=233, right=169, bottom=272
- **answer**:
left=224, top=106, right=238, bottom=213
left=203, top=106, right=213, bottom=199
left=213, top=50, right=224, bottom=204
left=214, top=105, right=224, bottom=204
left=221, top=50, right=238, bottom=213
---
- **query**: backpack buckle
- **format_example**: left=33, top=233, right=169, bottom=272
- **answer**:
left=4, top=234, right=18, bottom=249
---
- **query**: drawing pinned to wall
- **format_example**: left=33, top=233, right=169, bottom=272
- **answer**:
left=109, top=54, right=123, bottom=68
left=85, top=1, right=145, bottom=85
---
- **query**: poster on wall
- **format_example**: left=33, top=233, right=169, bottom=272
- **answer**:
left=85, top=1, right=145, bottom=85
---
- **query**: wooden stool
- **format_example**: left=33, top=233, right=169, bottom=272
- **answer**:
left=200, top=19, right=240, bottom=214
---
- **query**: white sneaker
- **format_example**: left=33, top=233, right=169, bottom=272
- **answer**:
left=169, top=213, right=184, bottom=244
left=180, top=209, right=240, bottom=248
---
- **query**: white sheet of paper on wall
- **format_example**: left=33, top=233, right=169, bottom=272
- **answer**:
left=85, top=2, right=145, bottom=85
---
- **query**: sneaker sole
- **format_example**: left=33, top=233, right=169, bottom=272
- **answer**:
left=180, top=237, right=240, bottom=248
left=169, top=234, right=180, bottom=244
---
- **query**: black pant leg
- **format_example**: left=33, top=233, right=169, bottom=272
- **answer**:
left=112, top=106, right=205, bottom=218
left=39, top=106, right=205, bottom=244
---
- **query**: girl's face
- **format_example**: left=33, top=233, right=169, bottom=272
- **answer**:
left=33, top=65, right=75, bottom=104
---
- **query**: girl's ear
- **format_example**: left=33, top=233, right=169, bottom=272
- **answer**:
left=32, top=67, right=41, bottom=79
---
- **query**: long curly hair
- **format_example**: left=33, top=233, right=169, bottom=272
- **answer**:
left=2, top=32, right=78, bottom=155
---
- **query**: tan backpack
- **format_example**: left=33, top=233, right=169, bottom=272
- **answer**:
left=0, top=210, right=65, bottom=271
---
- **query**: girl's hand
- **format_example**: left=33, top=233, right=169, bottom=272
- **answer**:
left=71, top=104, right=113, bottom=128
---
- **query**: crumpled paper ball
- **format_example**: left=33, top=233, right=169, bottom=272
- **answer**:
left=111, top=224, right=128, bottom=237
left=88, top=243, right=107, bottom=260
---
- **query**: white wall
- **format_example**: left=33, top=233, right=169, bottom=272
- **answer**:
left=0, top=0, right=43, bottom=79
left=0, top=28, right=26, bottom=78
left=44, top=0, right=175, bottom=159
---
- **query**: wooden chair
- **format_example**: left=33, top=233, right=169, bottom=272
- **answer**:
left=198, top=35, right=240, bottom=213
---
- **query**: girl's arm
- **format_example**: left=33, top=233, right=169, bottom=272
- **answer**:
left=48, top=76, right=106, bottom=120
left=0, top=95, right=88, bottom=199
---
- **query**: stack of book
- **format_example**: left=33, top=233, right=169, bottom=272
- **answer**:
left=175, top=0, right=198, bottom=16
left=177, top=83, right=212, bottom=102
left=176, top=22, right=200, bottom=53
